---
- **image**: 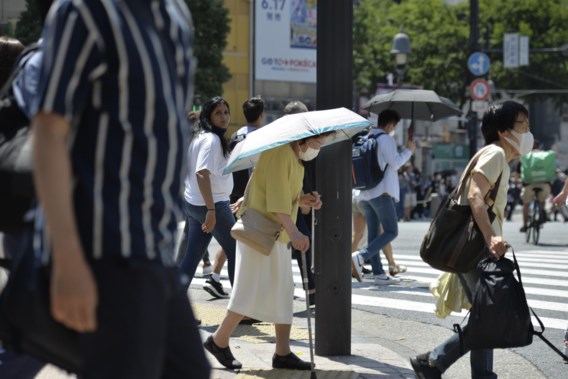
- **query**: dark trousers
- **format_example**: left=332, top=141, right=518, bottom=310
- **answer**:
left=80, top=259, right=210, bottom=379
left=0, top=231, right=46, bottom=378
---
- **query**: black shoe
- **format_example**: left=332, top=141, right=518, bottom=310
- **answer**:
left=203, top=335, right=242, bottom=370
left=203, top=276, right=229, bottom=299
left=272, top=352, right=312, bottom=370
left=239, top=317, right=261, bottom=325
left=410, top=352, right=442, bottom=379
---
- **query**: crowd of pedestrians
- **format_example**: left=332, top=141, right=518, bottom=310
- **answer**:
left=2, top=2, right=567, bottom=379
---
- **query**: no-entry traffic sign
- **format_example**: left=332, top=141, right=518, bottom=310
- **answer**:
left=469, top=79, right=491, bottom=101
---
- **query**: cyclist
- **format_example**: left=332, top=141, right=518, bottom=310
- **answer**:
left=518, top=139, right=556, bottom=232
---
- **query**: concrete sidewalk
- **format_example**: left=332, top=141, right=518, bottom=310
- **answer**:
left=190, top=284, right=546, bottom=379
left=191, top=287, right=414, bottom=379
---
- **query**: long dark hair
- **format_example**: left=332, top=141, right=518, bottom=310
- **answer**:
left=192, top=96, right=230, bottom=157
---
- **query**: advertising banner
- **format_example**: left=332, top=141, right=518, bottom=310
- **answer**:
left=255, top=0, right=317, bottom=83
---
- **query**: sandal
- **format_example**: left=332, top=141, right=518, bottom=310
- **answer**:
left=389, top=264, right=407, bottom=276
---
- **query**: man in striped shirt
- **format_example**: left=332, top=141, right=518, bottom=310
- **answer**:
left=31, top=0, right=209, bottom=377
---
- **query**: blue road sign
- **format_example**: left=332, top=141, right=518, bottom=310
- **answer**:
left=468, top=52, right=490, bottom=76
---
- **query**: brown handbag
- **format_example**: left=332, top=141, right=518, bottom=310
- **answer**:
left=420, top=155, right=502, bottom=273
left=230, top=173, right=283, bottom=256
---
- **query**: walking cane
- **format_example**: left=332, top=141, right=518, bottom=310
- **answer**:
left=300, top=206, right=317, bottom=379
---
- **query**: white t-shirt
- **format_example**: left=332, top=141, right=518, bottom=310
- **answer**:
left=184, top=131, right=233, bottom=205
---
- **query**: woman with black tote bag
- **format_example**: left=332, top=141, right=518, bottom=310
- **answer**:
left=411, top=101, right=533, bottom=379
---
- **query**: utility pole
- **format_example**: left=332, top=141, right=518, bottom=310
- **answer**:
left=468, top=0, right=480, bottom=158
left=314, top=0, right=353, bottom=356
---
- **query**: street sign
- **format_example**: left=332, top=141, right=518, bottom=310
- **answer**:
left=470, top=79, right=491, bottom=101
left=519, top=36, right=529, bottom=66
left=467, top=52, right=490, bottom=76
left=472, top=100, right=489, bottom=118
left=504, top=33, right=520, bottom=68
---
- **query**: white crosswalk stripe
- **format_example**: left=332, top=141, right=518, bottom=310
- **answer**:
left=190, top=248, right=568, bottom=331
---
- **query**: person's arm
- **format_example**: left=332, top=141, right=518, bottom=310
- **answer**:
left=552, top=178, right=568, bottom=207
left=467, top=172, right=508, bottom=260
left=196, top=169, right=216, bottom=233
left=32, top=112, right=98, bottom=333
left=275, top=212, right=309, bottom=253
left=381, top=136, right=415, bottom=170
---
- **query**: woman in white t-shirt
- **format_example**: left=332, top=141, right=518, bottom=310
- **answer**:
left=178, top=97, right=235, bottom=288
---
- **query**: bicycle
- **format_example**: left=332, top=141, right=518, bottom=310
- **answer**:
left=525, top=187, right=546, bottom=245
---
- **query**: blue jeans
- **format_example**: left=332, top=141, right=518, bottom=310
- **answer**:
left=359, top=194, right=398, bottom=276
left=429, top=268, right=496, bottom=379
left=178, top=201, right=235, bottom=287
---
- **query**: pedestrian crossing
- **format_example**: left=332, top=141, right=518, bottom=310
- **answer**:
left=190, top=248, right=568, bottom=331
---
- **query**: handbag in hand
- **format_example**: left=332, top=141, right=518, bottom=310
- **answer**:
left=454, top=248, right=568, bottom=362
left=420, top=155, right=502, bottom=273
left=230, top=173, right=283, bottom=256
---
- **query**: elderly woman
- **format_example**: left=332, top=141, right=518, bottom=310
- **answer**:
left=203, top=133, right=328, bottom=370
left=411, top=101, right=531, bottom=379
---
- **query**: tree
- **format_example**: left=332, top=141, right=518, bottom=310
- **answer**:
left=14, top=0, right=42, bottom=46
left=479, top=0, right=568, bottom=106
left=354, top=0, right=469, bottom=105
left=353, top=0, right=568, bottom=107
left=186, top=0, right=231, bottom=105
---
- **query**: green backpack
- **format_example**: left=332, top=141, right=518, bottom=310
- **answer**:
left=520, top=150, right=557, bottom=184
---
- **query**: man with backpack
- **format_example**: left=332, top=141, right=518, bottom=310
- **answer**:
left=351, top=109, right=415, bottom=285
left=518, top=140, right=556, bottom=232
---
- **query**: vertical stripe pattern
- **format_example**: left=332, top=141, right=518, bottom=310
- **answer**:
left=34, top=0, right=195, bottom=264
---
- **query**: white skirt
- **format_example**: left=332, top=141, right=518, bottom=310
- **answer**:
left=228, top=240, right=294, bottom=324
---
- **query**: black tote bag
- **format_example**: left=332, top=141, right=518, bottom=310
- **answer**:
left=420, top=155, right=502, bottom=273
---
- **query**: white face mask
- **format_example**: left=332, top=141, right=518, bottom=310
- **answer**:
left=504, top=129, right=534, bottom=155
left=299, top=146, right=320, bottom=161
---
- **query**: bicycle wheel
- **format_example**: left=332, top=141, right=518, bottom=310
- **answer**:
left=532, top=201, right=541, bottom=245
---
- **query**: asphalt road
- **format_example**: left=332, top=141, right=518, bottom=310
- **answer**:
left=351, top=212, right=568, bottom=379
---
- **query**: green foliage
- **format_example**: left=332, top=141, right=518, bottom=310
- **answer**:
left=353, top=0, right=568, bottom=106
left=0, top=22, right=14, bottom=36
left=479, top=0, right=568, bottom=105
left=15, top=0, right=42, bottom=46
left=186, top=0, right=232, bottom=105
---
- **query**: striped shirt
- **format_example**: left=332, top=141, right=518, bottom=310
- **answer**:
left=34, top=0, right=195, bottom=264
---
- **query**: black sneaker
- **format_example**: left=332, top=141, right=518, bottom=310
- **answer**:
left=410, top=352, right=442, bottom=379
left=203, top=276, right=229, bottom=299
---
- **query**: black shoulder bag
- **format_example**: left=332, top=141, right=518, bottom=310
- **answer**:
left=455, top=248, right=568, bottom=362
left=420, top=156, right=502, bottom=273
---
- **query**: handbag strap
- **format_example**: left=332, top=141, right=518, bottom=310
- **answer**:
left=453, top=154, right=503, bottom=210
left=236, top=170, right=300, bottom=219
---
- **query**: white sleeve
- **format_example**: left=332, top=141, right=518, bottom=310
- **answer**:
left=378, top=136, right=412, bottom=170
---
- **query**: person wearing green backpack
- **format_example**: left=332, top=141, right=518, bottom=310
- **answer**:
left=518, top=140, right=556, bottom=232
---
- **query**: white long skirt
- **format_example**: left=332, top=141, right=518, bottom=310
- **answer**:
left=227, top=240, right=294, bottom=324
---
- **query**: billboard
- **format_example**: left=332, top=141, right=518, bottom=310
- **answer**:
left=255, top=0, right=317, bottom=83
